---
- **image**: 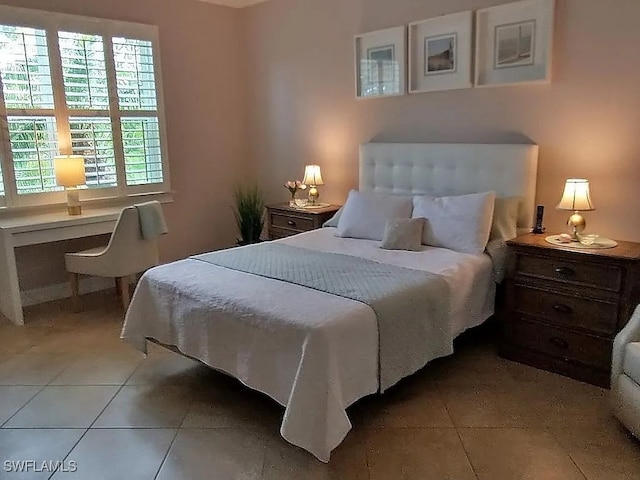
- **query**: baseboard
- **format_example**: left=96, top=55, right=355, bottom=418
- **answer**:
left=21, top=277, right=113, bottom=307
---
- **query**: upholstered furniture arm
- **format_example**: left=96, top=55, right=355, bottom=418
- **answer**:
left=613, top=304, right=640, bottom=380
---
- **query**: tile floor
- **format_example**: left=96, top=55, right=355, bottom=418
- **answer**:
left=0, top=291, right=639, bottom=480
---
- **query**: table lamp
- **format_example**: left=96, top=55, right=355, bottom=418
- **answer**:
left=302, top=165, right=324, bottom=205
left=556, top=178, right=594, bottom=241
left=54, top=155, right=86, bottom=215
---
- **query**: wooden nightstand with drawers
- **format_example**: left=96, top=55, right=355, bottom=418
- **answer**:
left=266, top=203, right=340, bottom=240
left=500, top=234, right=640, bottom=388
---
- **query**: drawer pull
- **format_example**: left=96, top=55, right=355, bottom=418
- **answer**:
left=549, top=336, right=569, bottom=349
left=553, top=304, right=573, bottom=315
left=287, top=220, right=296, bottom=227
left=554, top=266, right=576, bottom=277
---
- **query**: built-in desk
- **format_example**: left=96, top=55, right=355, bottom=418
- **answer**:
left=0, top=207, right=123, bottom=325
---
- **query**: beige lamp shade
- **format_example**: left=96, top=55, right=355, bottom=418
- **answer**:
left=54, top=155, right=86, bottom=187
left=302, top=165, right=324, bottom=186
left=556, top=178, right=594, bottom=211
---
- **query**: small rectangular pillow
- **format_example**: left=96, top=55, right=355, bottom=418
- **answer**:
left=336, top=190, right=413, bottom=241
left=380, top=218, right=425, bottom=251
left=412, top=191, right=496, bottom=254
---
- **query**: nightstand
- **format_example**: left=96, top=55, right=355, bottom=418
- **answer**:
left=500, top=234, right=640, bottom=388
left=266, top=203, right=340, bottom=240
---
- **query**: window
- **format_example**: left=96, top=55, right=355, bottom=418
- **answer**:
left=0, top=6, right=170, bottom=208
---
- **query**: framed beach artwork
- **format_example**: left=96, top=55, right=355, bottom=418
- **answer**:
left=475, top=0, right=555, bottom=87
left=409, top=11, right=473, bottom=93
left=355, top=26, right=406, bottom=98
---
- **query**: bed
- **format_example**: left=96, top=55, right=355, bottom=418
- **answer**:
left=121, top=142, right=538, bottom=462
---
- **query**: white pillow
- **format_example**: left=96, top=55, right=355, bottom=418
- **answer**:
left=322, top=207, right=342, bottom=228
left=336, top=191, right=413, bottom=241
left=490, top=197, right=521, bottom=241
left=412, top=191, right=496, bottom=254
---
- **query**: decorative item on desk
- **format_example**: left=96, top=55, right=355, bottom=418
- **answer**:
left=577, top=233, right=599, bottom=246
left=302, top=165, right=324, bottom=205
left=284, top=180, right=306, bottom=206
left=54, top=155, right=86, bottom=216
left=556, top=178, right=594, bottom=241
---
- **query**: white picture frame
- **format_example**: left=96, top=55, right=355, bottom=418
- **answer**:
left=408, top=11, right=473, bottom=93
left=475, top=0, right=555, bottom=87
left=354, top=26, right=406, bottom=99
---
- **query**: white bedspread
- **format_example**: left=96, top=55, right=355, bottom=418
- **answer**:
left=121, top=228, right=494, bottom=462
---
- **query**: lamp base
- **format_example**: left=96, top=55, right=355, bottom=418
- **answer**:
left=567, top=211, right=586, bottom=241
left=65, top=187, right=82, bottom=216
left=67, top=205, right=82, bottom=216
left=308, top=186, right=319, bottom=205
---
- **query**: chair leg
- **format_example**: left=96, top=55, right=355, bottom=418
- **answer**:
left=117, top=276, right=130, bottom=311
left=70, top=273, right=80, bottom=312
left=115, top=277, right=122, bottom=297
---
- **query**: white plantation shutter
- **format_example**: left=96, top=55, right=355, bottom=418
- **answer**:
left=8, top=116, right=60, bottom=194
left=69, top=117, right=116, bottom=188
left=113, top=37, right=157, bottom=110
left=121, top=117, right=163, bottom=185
left=0, top=6, right=170, bottom=209
left=113, top=37, right=164, bottom=189
left=0, top=24, right=60, bottom=199
left=0, top=25, right=54, bottom=109
left=59, top=31, right=109, bottom=110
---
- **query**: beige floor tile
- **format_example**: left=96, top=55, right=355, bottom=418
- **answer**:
left=0, top=354, right=74, bottom=385
left=0, top=325, right=44, bottom=354
left=431, top=345, right=516, bottom=388
left=51, top=429, right=176, bottom=480
left=366, top=384, right=453, bottom=428
left=4, top=386, right=118, bottom=428
left=50, top=352, right=142, bottom=386
left=125, top=350, right=207, bottom=386
left=0, top=386, right=41, bottom=425
left=524, top=381, right=612, bottom=430
left=93, top=385, right=192, bottom=428
left=262, top=430, right=368, bottom=480
left=551, top=425, right=640, bottom=480
left=367, top=428, right=475, bottom=480
left=0, top=429, right=85, bottom=479
left=156, top=429, right=266, bottom=480
left=24, top=326, right=127, bottom=355
left=440, top=384, right=543, bottom=428
left=182, top=385, right=282, bottom=432
left=459, top=428, right=585, bottom=480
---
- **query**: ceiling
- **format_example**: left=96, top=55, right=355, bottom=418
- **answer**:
left=197, top=0, right=269, bottom=7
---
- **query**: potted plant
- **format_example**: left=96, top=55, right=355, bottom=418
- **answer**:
left=233, top=183, right=265, bottom=245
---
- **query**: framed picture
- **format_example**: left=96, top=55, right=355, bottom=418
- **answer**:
left=355, top=26, right=406, bottom=98
left=475, top=0, right=555, bottom=87
left=409, top=11, right=473, bottom=93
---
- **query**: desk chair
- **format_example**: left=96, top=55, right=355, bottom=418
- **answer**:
left=612, top=304, right=640, bottom=440
left=65, top=202, right=167, bottom=310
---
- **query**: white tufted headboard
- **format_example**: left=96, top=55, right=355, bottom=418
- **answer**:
left=359, top=143, right=539, bottom=232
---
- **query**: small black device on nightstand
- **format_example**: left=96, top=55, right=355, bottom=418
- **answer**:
left=532, top=205, right=545, bottom=234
